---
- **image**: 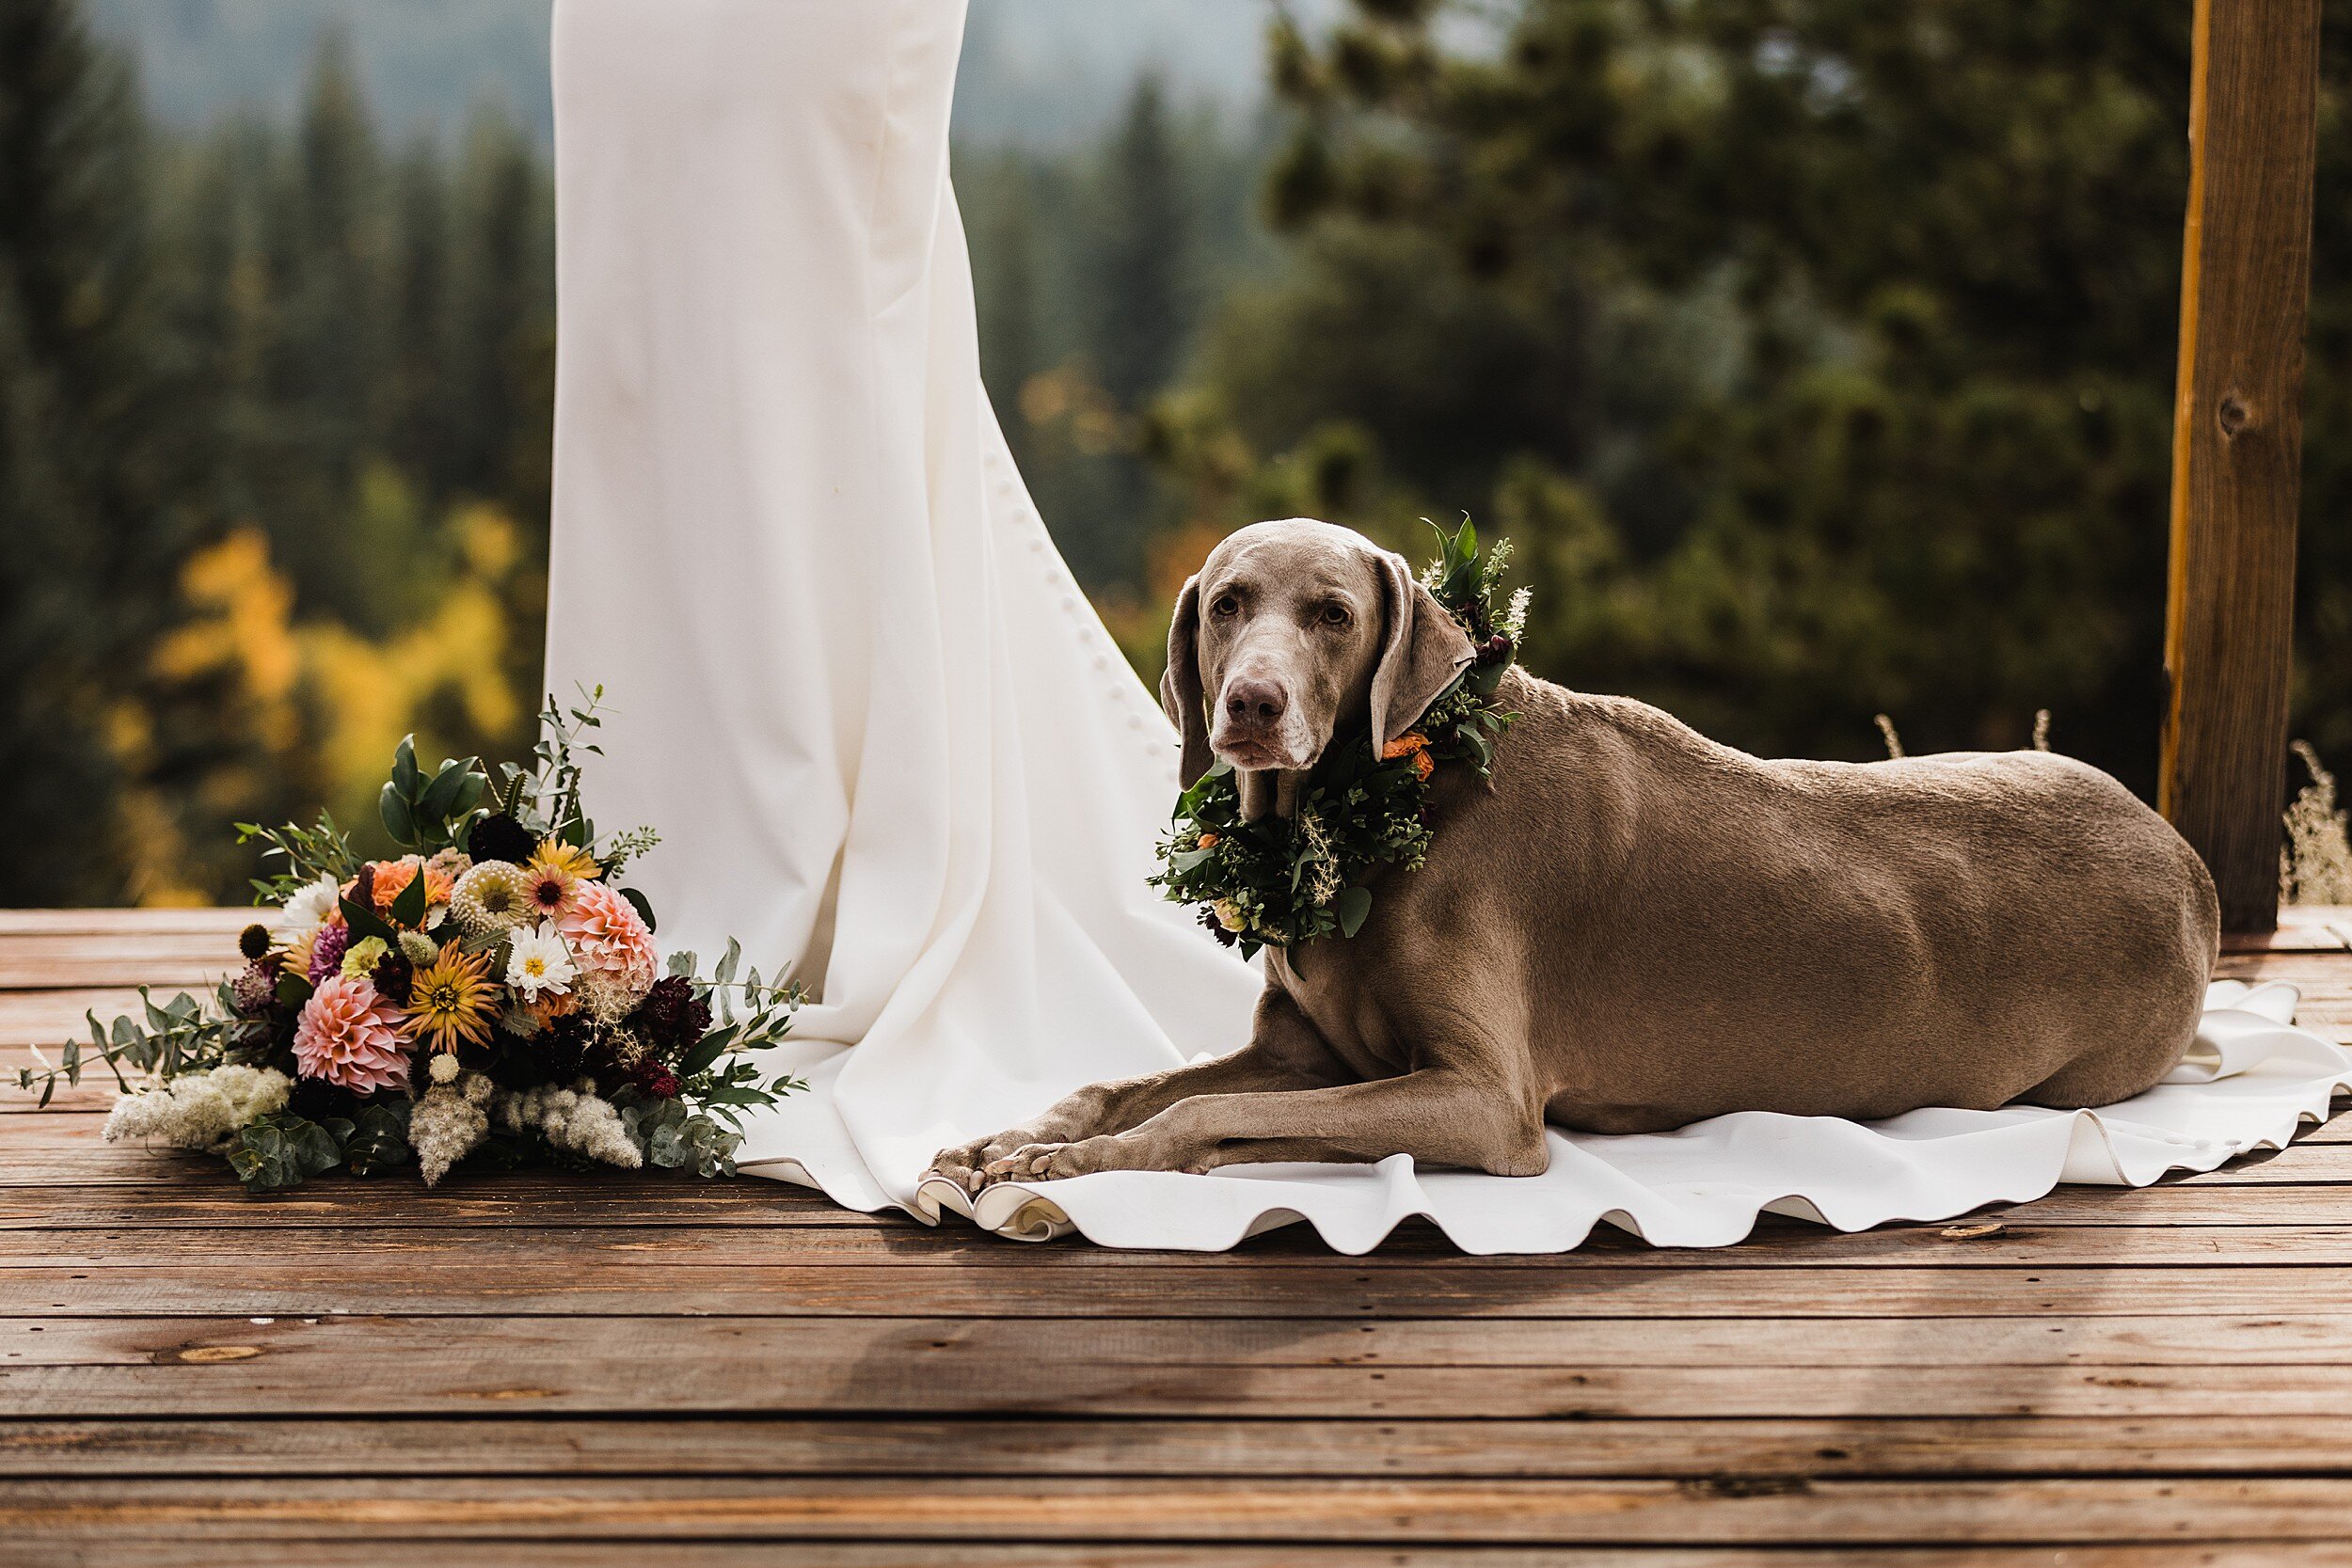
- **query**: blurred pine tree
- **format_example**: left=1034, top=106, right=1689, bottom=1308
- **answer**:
left=1167, top=0, right=2352, bottom=798
left=0, top=0, right=215, bottom=901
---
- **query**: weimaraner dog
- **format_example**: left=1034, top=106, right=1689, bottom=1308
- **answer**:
left=930, top=517, right=2218, bottom=1191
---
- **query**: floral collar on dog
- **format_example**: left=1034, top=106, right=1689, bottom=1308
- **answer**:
left=1151, top=519, right=1527, bottom=958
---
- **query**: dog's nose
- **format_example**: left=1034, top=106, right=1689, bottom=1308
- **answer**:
left=1224, top=679, right=1288, bottom=726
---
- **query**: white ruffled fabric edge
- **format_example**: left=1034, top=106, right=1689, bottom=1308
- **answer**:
left=775, top=978, right=2350, bottom=1255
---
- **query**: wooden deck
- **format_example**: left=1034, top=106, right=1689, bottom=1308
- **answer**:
left=4, top=909, right=2352, bottom=1566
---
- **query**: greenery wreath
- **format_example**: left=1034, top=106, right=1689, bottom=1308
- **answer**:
left=1151, top=518, right=1529, bottom=958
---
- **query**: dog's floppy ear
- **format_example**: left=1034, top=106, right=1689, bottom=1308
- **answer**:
left=1371, top=550, right=1475, bottom=750
left=1159, top=573, right=1213, bottom=786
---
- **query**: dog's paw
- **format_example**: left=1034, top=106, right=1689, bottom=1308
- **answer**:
left=926, top=1138, right=1006, bottom=1196
left=978, top=1135, right=1177, bottom=1184
left=930, top=1127, right=1057, bottom=1194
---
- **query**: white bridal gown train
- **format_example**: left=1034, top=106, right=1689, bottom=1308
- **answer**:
left=544, top=0, right=1261, bottom=1223
left=546, top=0, right=2352, bottom=1252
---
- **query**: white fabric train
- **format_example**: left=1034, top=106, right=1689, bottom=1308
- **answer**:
left=544, top=2, right=2345, bottom=1255
left=894, top=979, right=2348, bottom=1253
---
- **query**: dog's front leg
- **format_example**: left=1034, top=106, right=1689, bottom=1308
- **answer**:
left=993, top=1066, right=1553, bottom=1182
left=929, top=989, right=1344, bottom=1193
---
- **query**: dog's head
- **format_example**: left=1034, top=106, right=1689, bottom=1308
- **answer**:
left=1161, top=518, right=1473, bottom=788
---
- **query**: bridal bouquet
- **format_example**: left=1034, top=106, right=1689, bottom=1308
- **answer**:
left=18, top=691, right=804, bottom=1191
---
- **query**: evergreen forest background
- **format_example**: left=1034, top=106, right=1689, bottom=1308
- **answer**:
left=5, top=0, right=2350, bottom=905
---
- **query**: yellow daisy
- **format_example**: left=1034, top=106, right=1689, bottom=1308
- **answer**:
left=404, top=942, right=499, bottom=1053
left=530, top=840, right=604, bottom=882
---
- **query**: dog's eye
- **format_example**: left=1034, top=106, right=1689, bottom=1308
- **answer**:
left=1210, top=595, right=1240, bottom=618
left=1318, top=602, right=1351, bottom=627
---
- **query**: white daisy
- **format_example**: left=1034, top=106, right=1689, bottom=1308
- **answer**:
left=504, top=922, right=578, bottom=1001
left=274, top=874, right=342, bottom=942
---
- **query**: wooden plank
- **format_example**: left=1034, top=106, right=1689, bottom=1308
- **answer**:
left=8, top=1314, right=2352, bottom=1418
left=8, top=1179, right=2352, bottom=1227
left=15, top=1311, right=2352, bottom=1371
left=16, top=1217, right=2352, bottom=1266
left=10, top=1414, right=2352, bottom=1481
left=7, top=1475, right=2352, bottom=1544
left=24, top=1544, right=2352, bottom=1568
left=16, top=1312, right=2352, bottom=1371
left=0, top=937, right=240, bottom=991
left=0, top=910, right=253, bottom=937
left=2222, top=906, right=2352, bottom=951
left=9, top=1261, right=2351, bottom=1321
left=8, top=1103, right=2352, bottom=1187
left=2158, top=0, right=2324, bottom=931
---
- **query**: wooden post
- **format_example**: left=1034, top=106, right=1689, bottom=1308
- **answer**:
left=2159, top=0, right=2321, bottom=933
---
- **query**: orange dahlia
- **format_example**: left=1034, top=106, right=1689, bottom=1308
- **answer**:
left=355, top=856, right=455, bottom=927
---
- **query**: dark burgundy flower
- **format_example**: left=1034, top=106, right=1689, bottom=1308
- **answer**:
left=288, top=1075, right=358, bottom=1121
left=629, top=974, right=711, bottom=1055
left=467, top=812, right=536, bottom=865
left=1474, top=633, right=1513, bottom=667
left=238, top=923, right=272, bottom=960
left=1199, top=907, right=1238, bottom=948
left=535, top=1015, right=598, bottom=1082
left=633, top=1057, right=681, bottom=1100
left=370, top=955, right=414, bottom=1006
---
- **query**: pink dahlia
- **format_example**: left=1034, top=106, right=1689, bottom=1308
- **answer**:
left=559, top=881, right=660, bottom=1010
left=293, top=974, right=412, bottom=1095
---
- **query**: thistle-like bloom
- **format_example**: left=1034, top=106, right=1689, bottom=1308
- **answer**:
left=293, top=974, right=411, bottom=1095
left=403, top=942, right=500, bottom=1054
left=496, top=1081, right=642, bottom=1171
left=229, top=961, right=278, bottom=1017
left=449, top=860, right=532, bottom=935
left=411, top=1067, right=495, bottom=1186
left=103, top=1065, right=292, bottom=1151
left=531, top=839, right=604, bottom=882
left=505, top=922, right=578, bottom=1002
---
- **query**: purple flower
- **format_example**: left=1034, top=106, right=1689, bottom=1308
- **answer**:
left=306, top=921, right=351, bottom=985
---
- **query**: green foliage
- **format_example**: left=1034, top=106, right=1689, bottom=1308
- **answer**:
left=235, top=813, right=358, bottom=903
left=226, top=1110, right=342, bottom=1192
left=338, top=1101, right=414, bottom=1177
left=14, top=984, right=274, bottom=1107
left=499, top=689, right=606, bottom=847
left=379, top=735, right=489, bottom=852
